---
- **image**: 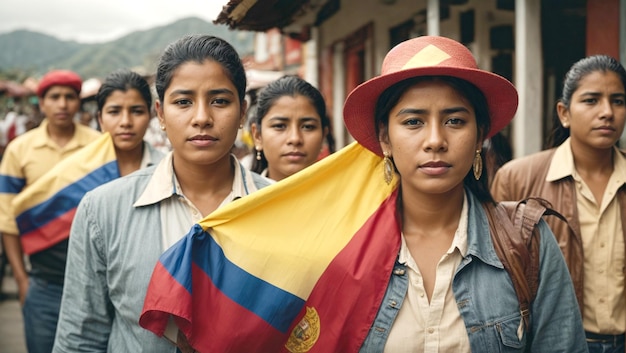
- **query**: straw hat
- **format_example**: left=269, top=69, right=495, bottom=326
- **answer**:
left=343, top=36, right=518, bottom=156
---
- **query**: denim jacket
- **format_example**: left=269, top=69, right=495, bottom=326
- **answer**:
left=360, top=191, right=588, bottom=353
left=53, top=159, right=271, bottom=353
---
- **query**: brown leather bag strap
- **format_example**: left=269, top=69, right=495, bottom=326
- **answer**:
left=484, top=202, right=533, bottom=330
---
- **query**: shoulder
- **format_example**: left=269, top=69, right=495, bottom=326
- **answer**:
left=497, top=149, right=556, bottom=175
left=4, top=126, right=41, bottom=151
left=74, top=123, right=101, bottom=141
left=85, top=166, right=155, bottom=204
left=250, top=170, right=273, bottom=189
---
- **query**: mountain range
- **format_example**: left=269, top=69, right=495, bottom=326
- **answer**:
left=0, top=17, right=254, bottom=79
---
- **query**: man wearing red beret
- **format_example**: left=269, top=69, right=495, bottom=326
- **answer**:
left=0, top=69, right=100, bottom=353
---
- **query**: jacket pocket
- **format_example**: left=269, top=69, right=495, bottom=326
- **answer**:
left=495, top=313, right=526, bottom=352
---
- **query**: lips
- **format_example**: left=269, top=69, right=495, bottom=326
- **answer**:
left=420, top=161, right=451, bottom=168
left=593, top=125, right=616, bottom=131
left=189, top=135, right=217, bottom=141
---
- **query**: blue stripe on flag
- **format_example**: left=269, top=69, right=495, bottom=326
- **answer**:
left=159, top=223, right=305, bottom=333
left=0, top=174, right=26, bottom=194
left=15, top=161, right=119, bottom=234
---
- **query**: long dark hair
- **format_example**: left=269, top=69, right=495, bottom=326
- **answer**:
left=548, top=55, right=626, bottom=148
left=374, top=75, right=494, bottom=203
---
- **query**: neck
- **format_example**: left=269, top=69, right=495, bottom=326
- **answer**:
left=46, top=121, right=75, bottom=147
left=570, top=140, right=614, bottom=175
left=173, top=153, right=234, bottom=197
left=400, top=184, right=465, bottom=237
left=116, top=143, right=144, bottom=176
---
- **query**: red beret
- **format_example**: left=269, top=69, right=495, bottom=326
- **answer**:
left=36, top=70, right=82, bottom=98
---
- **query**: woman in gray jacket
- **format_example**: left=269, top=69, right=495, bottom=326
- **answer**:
left=53, top=35, right=271, bottom=353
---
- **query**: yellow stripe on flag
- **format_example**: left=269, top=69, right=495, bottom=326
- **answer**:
left=12, top=133, right=116, bottom=215
left=199, top=142, right=398, bottom=298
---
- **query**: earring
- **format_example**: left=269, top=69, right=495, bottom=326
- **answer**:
left=255, top=146, right=262, bottom=161
left=562, top=122, right=570, bottom=128
left=473, top=149, right=483, bottom=180
left=239, top=124, right=244, bottom=129
left=383, top=151, right=394, bottom=185
left=159, top=125, right=165, bottom=131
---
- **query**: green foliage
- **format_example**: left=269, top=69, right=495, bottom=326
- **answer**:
left=0, top=17, right=254, bottom=79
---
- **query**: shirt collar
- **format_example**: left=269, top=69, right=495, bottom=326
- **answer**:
left=547, top=137, right=626, bottom=184
left=133, top=153, right=256, bottom=207
left=546, top=138, right=575, bottom=182
left=31, top=119, right=94, bottom=150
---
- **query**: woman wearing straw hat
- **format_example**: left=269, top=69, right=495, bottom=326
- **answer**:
left=344, top=36, right=586, bottom=352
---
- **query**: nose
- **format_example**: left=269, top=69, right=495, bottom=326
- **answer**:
left=120, top=110, right=132, bottom=127
left=598, top=98, right=615, bottom=120
left=191, top=100, right=213, bottom=128
left=423, top=123, right=447, bottom=152
left=58, top=96, right=69, bottom=109
left=286, top=125, right=303, bottom=146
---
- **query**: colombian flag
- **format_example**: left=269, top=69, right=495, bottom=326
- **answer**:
left=12, top=133, right=119, bottom=254
left=140, top=142, right=401, bottom=353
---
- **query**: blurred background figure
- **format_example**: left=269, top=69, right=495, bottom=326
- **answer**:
left=250, top=75, right=331, bottom=181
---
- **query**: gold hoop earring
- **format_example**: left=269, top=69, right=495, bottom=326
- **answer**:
left=473, top=149, right=483, bottom=180
left=255, top=146, right=262, bottom=161
left=383, top=151, right=394, bottom=185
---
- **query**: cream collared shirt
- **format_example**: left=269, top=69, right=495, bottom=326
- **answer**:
left=385, top=192, right=471, bottom=353
left=547, top=138, right=626, bottom=334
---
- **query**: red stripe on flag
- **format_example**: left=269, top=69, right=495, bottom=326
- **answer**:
left=140, top=261, right=193, bottom=336
left=186, top=263, right=288, bottom=352
left=20, top=208, right=77, bottom=255
left=284, top=190, right=401, bottom=353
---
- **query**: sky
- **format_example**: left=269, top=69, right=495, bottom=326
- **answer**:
left=0, top=0, right=230, bottom=43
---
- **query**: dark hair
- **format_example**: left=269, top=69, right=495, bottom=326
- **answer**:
left=548, top=55, right=626, bottom=147
left=251, top=75, right=332, bottom=174
left=155, top=34, right=246, bottom=105
left=375, top=75, right=494, bottom=203
left=96, top=69, right=152, bottom=113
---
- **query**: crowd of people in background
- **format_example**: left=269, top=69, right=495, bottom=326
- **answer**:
left=0, top=32, right=624, bottom=353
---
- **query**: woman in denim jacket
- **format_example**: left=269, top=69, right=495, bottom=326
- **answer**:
left=343, top=36, right=587, bottom=352
left=53, top=35, right=271, bottom=353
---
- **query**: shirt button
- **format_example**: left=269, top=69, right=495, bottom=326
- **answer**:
left=389, top=300, right=398, bottom=308
left=599, top=298, right=606, bottom=304
left=600, top=243, right=605, bottom=248
left=428, top=328, right=434, bottom=334
left=419, top=292, right=425, bottom=298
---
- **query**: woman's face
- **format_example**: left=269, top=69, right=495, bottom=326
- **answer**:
left=98, top=88, right=150, bottom=153
left=558, top=70, right=626, bottom=151
left=379, top=80, right=481, bottom=197
left=252, top=95, right=327, bottom=181
left=156, top=60, right=246, bottom=167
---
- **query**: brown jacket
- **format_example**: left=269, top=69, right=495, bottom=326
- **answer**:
left=491, top=147, right=626, bottom=316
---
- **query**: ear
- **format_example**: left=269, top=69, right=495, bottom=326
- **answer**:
left=251, top=122, right=262, bottom=147
left=378, top=123, right=391, bottom=152
left=155, top=100, right=165, bottom=128
left=97, top=111, right=103, bottom=130
left=322, top=126, right=329, bottom=140
left=556, top=101, right=570, bottom=128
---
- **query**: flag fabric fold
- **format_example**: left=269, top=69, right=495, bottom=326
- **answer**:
left=12, top=133, right=119, bottom=254
left=140, top=142, right=401, bottom=353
